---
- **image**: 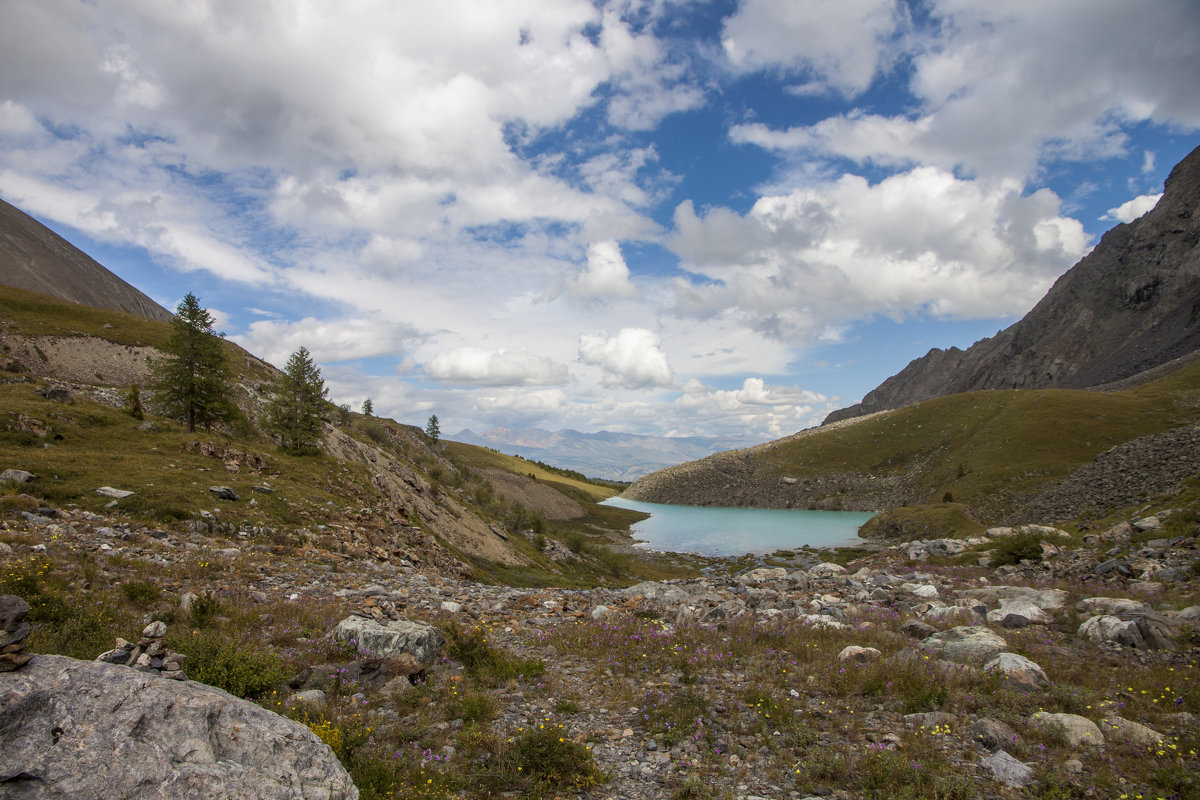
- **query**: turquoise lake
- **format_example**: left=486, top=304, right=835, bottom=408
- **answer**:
left=601, top=497, right=875, bottom=557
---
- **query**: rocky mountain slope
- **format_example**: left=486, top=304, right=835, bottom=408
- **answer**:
left=0, top=198, right=173, bottom=322
left=825, top=144, right=1200, bottom=425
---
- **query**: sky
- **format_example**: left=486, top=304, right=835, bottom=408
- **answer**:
left=1, top=0, right=1198, bottom=443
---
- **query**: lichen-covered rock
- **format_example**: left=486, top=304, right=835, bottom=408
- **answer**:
left=330, top=615, right=445, bottom=666
left=1031, top=712, right=1104, bottom=747
left=0, top=654, right=358, bottom=799
left=984, top=652, right=1050, bottom=690
left=920, top=625, right=1008, bottom=664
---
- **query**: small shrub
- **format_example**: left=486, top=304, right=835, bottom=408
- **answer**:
left=506, top=724, right=603, bottom=794
left=441, top=620, right=544, bottom=686
left=989, top=531, right=1045, bottom=566
left=182, top=629, right=288, bottom=698
left=188, top=591, right=222, bottom=628
left=121, top=579, right=161, bottom=608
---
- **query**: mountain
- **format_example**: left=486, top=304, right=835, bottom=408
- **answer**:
left=0, top=198, right=173, bottom=322
left=453, top=427, right=761, bottom=482
left=825, top=144, right=1200, bottom=424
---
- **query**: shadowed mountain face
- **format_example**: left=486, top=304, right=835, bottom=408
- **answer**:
left=825, top=144, right=1200, bottom=425
left=0, top=198, right=173, bottom=323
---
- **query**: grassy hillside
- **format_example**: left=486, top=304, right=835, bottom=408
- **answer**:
left=628, top=354, right=1200, bottom=535
left=0, top=285, right=671, bottom=586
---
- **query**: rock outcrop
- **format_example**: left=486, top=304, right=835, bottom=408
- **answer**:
left=0, top=654, right=358, bottom=800
left=825, top=144, right=1200, bottom=424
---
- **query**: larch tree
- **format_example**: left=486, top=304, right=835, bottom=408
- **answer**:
left=425, top=413, right=440, bottom=444
left=267, top=346, right=329, bottom=454
left=151, top=293, right=234, bottom=433
left=361, top=397, right=374, bottom=416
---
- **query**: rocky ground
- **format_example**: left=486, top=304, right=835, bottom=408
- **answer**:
left=2, top=501, right=1198, bottom=800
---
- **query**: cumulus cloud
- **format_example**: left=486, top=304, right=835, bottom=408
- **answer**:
left=668, top=166, right=1090, bottom=337
left=674, top=377, right=834, bottom=438
left=235, top=316, right=422, bottom=368
left=578, top=328, right=674, bottom=389
left=568, top=241, right=640, bottom=302
left=731, top=0, right=1200, bottom=179
left=722, top=0, right=903, bottom=97
left=425, top=347, right=569, bottom=386
left=1101, top=193, right=1163, bottom=223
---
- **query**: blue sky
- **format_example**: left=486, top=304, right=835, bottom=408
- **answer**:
left=1, top=0, right=1197, bottom=441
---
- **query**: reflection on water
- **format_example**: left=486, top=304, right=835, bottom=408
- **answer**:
left=602, top=496, right=874, bottom=557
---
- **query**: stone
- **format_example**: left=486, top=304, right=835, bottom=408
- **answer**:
left=737, top=567, right=787, bottom=584
left=836, top=645, right=881, bottom=663
left=330, top=616, right=445, bottom=666
left=1132, top=515, right=1162, bottom=531
left=899, top=619, right=937, bottom=639
left=1078, top=615, right=1144, bottom=647
left=0, top=469, right=37, bottom=484
left=95, top=486, right=134, bottom=499
left=1100, top=716, right=1164, bottom=747
left=967, top=717, right=1020, bottom=751
left=180, top=592, right=199, bottom=614
left=142, top=620, right=167, bottom=638
left=1076, top=596, right=1149, bottom=616
left=209, top=486, right=239, bottom=501
left=439, top=601, right=462, bottom=614
left=0, top=654, right=358, bottom=799
left=1031, top=712, right=1104, bottom=747
left=980, top=749, right=1034, bottom=788
left=986, top=598, right=1051, bottom=625
left=0, top=595, right=30, bottom=633
left=984, top=652, right=1050, bottom=690
left=920, top=625, right=1008, bottom=664
left=809, top=562, right=846, bottom=576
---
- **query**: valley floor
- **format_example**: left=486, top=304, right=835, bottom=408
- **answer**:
left=2, top=503, right=1198, bottom=800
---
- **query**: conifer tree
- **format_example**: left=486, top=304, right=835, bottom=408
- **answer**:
left=267, top=346, right=329, bottom=454
left=425, top=413, right=440, bottom=444
left=151, top=293, right=233, bottom=433
left=361, top=397, right=373, bottom=416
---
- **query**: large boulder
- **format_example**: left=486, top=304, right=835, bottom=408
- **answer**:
left=330, top=615, right=445, bottom=666
left=0, top=654, right=358, bottom=799
left=984, top=652, right=1050, bottom=690
left=1030, top=712, right=1104, bottom=747
left=920, top=625, right=1008, bottom=664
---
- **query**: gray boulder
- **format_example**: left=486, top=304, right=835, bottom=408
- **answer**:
left=1100, top=715, right=1164, bottom=747
left=0, top=654, right=358, bottom=799
left=920, top=625, right=1008, bottom=664
left=984, top=652, right=1050, bottom=690
left=980, top=749, right=1034, bottom=788
left=0, top=469, right=37, bottom=484
left=1031, top=712, right=1104, bottom=747
left=330, top=616, right=445, bottom=666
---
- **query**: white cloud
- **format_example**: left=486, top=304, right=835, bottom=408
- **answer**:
left=731, top=0, right=1200, bottom=179
left=476, top=388, right=570, bottom=414
left=668, top=166, right=1090, bottom=336
left=1101, top=193, right=1162, bottom=223
left=722, top=0, right=903, bottom=96
left=425, top=347, right=570, bottom=386
left=578, top=328, right=674, bottom=389
left=235, top=316, right=422, bottom=368
left=674, top=377, right=835, bottom=438
left=568, top=241, right=640, bottom=302
left=0, top=101, right=38, bottom=135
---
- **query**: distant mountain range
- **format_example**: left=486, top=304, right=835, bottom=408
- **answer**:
left=825, top=144, right=1200, bottom=424
left=452, top=427, right=761, bottom=481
